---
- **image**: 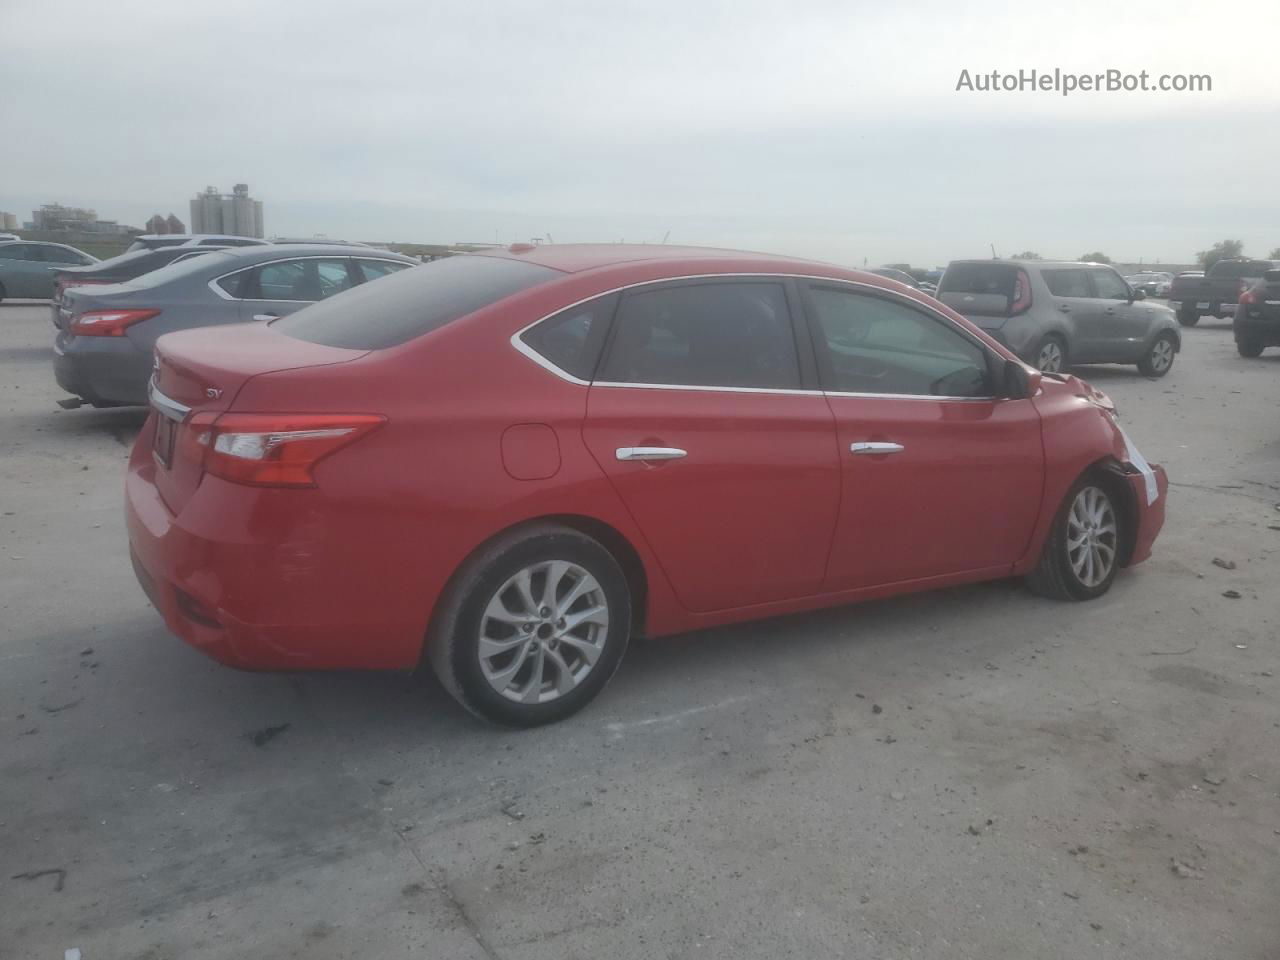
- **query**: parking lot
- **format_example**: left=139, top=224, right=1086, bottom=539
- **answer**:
left=2, top=298, right=1278, bottom=958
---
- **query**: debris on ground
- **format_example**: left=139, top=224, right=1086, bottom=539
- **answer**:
left=1063, top=891, right=1080, bottom=900
left=889, top=791, right=905, bottom=801
left=244, top=723, right=291, bottom=747
left=39, top=699, right=82, bottom=714
left=11, top=867, right=67, bottom=892
left=1203, top=773, right=1225, bottom=786
left=1170, top=858, right=1203, bottom=879
left=501, top=800, right=525, bottom=821
left=871, top=704, right=883, bottom=714
left=1211, top=557, right=1236, bottom=570
left=1222, top=590, right=1242, bottom=599
left=377, top=778, right=394, bottom=787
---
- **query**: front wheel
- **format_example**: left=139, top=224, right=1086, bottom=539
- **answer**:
left=1176, top=309, right=1199, bottom=327
left=428, top=525, right=632, bottom=726
left=1033, top=335, right=1067, bottom=373
left=1026, top=478, right=1123, bottom=601
left=1236, top=337, right=1265, bottom=358
left=1137, top=332, right=1176, bottom=377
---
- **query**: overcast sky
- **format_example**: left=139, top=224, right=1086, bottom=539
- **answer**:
left=3, top=0, right=1278, bottom=266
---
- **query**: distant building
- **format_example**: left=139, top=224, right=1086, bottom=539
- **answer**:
left=145, top=212, right=188, bottom=235
left=31, top=203, right=133, bottom=234
left=0, top=211, right=17, bottom=231
left=189, top=184, right=264, bottom=238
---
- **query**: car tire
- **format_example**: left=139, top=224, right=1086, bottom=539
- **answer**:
left=1137, top=332, right=1177, bottom=377
left=0, top=281, right=6, bottom=304
left=1236, top=337, right=1265, bottom=358
left=1026, top=475, right=1124, bottom=602
left=427, top=524, right=632, bottom=727
left=1176, top=310, right=1199, bottom=327
left=1033, top=334, right=1068, bottom=374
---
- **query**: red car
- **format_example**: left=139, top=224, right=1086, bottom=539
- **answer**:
left=126, top=244, right=1168, bottom=726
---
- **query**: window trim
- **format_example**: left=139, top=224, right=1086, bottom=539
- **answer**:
left=208, top=255, right=410, bottom=302
left=511, top=273, right=1005, bottom=402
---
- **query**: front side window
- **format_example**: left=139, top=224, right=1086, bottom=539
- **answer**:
left=355, top=259, right=411, bottom=283
left=520, top=293, right=619, bottom=381
left=807, top=285, right=991, bottom=398
left=1090, top=268, right=1130, bottom=300
left=1043, top=268, right=1091, bottom=298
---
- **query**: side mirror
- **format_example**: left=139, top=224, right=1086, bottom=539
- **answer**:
left=1132, top=288, right=1146, bottom=301
left=1003, top=359, right=1042, bottom=399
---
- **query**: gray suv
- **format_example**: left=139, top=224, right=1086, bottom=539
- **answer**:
left=937, top=260, right=1182, bottom=377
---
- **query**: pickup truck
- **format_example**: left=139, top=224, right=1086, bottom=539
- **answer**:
left=1168, top=258, right=1278, bottom=327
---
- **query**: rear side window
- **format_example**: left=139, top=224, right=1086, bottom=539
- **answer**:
left=1042, top=268, right=1091, bottom=298
left=597, top=281, right=799, bottom=389
left=520, top=293, right=619, bottom=381
left=272, top=254, right=560, bottom=350
left=0, top=244, right=32, bottom=261
left=937, top=262, right=1018, bottom=317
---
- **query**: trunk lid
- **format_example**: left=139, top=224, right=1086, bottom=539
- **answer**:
left=149, top=323, right=368, bottom=514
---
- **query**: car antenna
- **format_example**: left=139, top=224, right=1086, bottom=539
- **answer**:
left=991, top=243, right=999, bottom=259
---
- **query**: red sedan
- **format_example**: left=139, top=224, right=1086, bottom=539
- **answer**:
left=126, top=244, right=1168, bottom=725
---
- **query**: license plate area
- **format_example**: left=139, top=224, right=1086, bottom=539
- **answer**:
left=153, top=415, right=177, bottom=468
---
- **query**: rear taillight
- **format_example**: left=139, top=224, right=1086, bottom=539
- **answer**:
left=1010, top=269, right=1033, bottom=315
left=69, top=308, right=160, bottom=337
left=189, top=413, right=385, bottom=487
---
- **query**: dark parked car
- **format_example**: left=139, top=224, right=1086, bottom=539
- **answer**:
left=1168, top=258, right=1278, bottom=326
left=54, top=245, right=417, bottom=406
left=937, top=259, right=1181, bottom=376
left=1234, top=268, right=1280, bottom=357
left=50, top=245, right=230, bottom=319
left=0, top=241, right=98, bottom=301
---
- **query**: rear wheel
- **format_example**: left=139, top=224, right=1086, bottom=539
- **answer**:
left=1026, top=477, right=1123, bottom=601
left=1033, top=335, right=1067, bottom=373
left=1236, top=337, right=1265, bottom=358
left=1176, top=309, right=1199, bottom=327
left=1137, top=332, right=1176, bottom=377
left=427, top=525, right=631, bottom=726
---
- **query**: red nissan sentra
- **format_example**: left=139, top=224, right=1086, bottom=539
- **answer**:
left=126, top=244, right=1168, bottom=725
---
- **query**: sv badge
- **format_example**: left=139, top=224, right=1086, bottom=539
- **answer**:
left=205, top=387, right=223, bottom=399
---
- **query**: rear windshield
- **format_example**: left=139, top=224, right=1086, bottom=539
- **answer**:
left=126, top=237, right=188, bottom=253
left=1209, top=260, right=1274, bottom=279
left=272, top=255, right=561, bottom=349
left=121, top=250, right=238, bottom=288
left=937, top=262, right=1017, bottom=298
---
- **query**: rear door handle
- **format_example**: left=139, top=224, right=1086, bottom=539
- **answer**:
left=616, top=446, right=687, bottom=462
left=252, top=313, right=279, bottom=321
left=850, top=442, right=904, bottom=455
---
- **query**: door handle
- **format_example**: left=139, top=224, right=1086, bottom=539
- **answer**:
left=1058, top=303, right=1071, bottom=312
left=616, top=446, right=687, bottom=462
left=850, top=442, right=904, bottom=455
left=1104, top=307, right=1116, bottom=315
left=252, top=313, right=279, bottom=321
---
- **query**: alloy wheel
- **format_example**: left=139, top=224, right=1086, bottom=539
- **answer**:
left=1066, top=486, right=1117, bottom=588
left=477, top=560, right=610, bottom=704
left=1037, top=340, right=1064, bottom=373
left=1149, top=338, right=1174, bottom=374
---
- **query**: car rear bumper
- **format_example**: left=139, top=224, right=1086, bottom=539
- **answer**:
left=1126, top=463, right=1168, bottom=567
left=53, top=334, right=152, bottom=405
left=125, top=418, right=426, bottom=671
